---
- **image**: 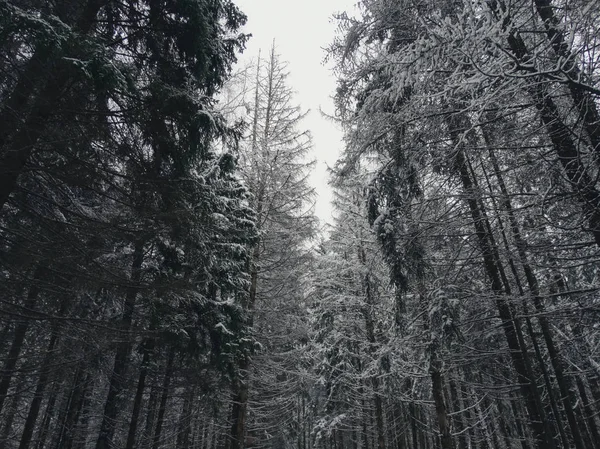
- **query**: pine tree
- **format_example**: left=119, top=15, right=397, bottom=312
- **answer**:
left=222, top=43, right=317, bottom=449
left=0, top=1, right=258, bottom=448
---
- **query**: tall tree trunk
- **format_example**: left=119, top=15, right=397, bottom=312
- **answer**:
left=35, top=380, right=60, bottom=449
left=484, top=137, right=587, bottom=449
left=18, top=331, right=59, bottom=449
left=176, top=386, right=194, bottom=449
left=409, top=403, right=418, bottom=449
left=0, top=266, right=44, bottom=413
left=59, top=367, right=91, bottom=449
left=361, top=270, right=386, bottom=449
left=418, top=286, right=454, bottom=449
left=449, top=379, right=468, bottom=449
left=531, top=0, right=600, bottom=163
left=125, top=339, right=155, bottom=449
left=71, top=372, right=94, bottom=449
left=430, top=357, right=455, bottom=449
left=95, top=240, right=144, bottom=449
left=362, top=396, right=371, bottom=449
left=1, top=375, right=27, bottom=447
left=493, top=2, right=600, bottom=247
left=575, top=377, right=600, bottom=449
left=480, top=159, right=567, bottom=446
left=142, top=381, right=159, bottom=449
left=151, top=348, right=175, bottom=449
left=448, top=118, right=553, bottom=449
left=228, top=243, right=260, bottom=449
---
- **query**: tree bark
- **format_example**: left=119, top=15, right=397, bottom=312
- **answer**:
left=58, top=366, right=91, bottom=449
left=0, top=266, right=44, bottom=413
left=151, top=348, right=175, bottom=449
left=228, top=243, right=260, bottom=449
left=448, top=122, right=554, bottom=449
left=18, top=332, right=59, bottom=449
left=95, top=240, right=144, bottom=449
left=176, top=386, right=194, bottom=449
left=125, top=339, right=155, bottom=449
left=531, top=0, right=600, bottom=164
left=35, top=380, right=59, bottom=449
left=484, top=141, right=587, bottom=449
left=494, top=3, right=600, bottom=247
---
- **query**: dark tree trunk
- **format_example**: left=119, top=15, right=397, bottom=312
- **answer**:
left=495, top=6, right=600, bottom=247
left=151, top=348, right=175, bottom=449
left=409, top=403, right=418, bottom=449
left=1, top=375, right=27, bottom=447
left=125, top=339, right=155, bottom=449
left=176, top=386, right=194, bottom=449
left=0, top=267, right=44, bottom=413
left=95, top=240, right=144, bottom=449
left=575, top=377, right=600, bottom=449
left=360, top=269, right=386, bottom=449
left=228, top=243, right=260, bottom=449
left=58, top=366, right=91, bottom=449
left=142, top=381, right=159, bottom=449
left=485, top=139, right=587, bottom=449
left=35, top=380, right=60, bottom=449
left=531, top=0, right=600, bottom=163
left=71, top=372, right=94, bottom=449
left=449, top=379, right=468, bottom=449
left=362, top=397, right=371, bottom=449
left=430, top=361, right=455, bottom=449
left=448, top=119, right=553, bottom=449
left=18, top=332, right=59, bottom=449
left=418, top=287, right=454, bottom=449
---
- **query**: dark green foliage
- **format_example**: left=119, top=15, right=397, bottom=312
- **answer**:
left=0, top=0, right=258, bottom=447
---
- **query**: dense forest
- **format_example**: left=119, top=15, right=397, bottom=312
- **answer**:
left=1, top=0, right=599, bottom=448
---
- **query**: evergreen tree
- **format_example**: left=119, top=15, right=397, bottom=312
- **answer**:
left=224, top=42, right=318, bottom=449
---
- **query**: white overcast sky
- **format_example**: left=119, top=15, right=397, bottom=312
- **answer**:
left=234, top=0, right=357, bottom=227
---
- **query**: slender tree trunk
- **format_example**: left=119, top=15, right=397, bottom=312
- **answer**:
left=18, top=331, right=59, bottom=449
left=361, top=396, right=370, bottom=449
left=449, top=379, right=468, bottom=449
left=531, top=0, right=600, bottom=163
left=1, top=375, right=27, bottom=447
left=409, top=402, right=418, bottom=449
left=493, top=3, right=600, bottom=247
left=360, top=269, right=386, bottom=449
left=71, top=372, right=94, bottom=449
left=509, top=392, right=533, bottom=449
left=151, top=348, right=175, bottom=449
left=418, top=286, right=454, bottom=449
left=125, top=339, right=155, bottom=449
left=95, top=240, right=144, bottom=449
left=448, top=118, right=553, bottom=449
left=0, top=266, right=44, bottom=413
left=35, top=380, right=60, bottom=449
left=228, top=243, right=260, bottom=449
left=485, top=139, right=588, bottom=449
left=430, top=358, right=455, bottom=449
left=176, top=386, right=194, bottom=449
left=59, top=367, right=91, bottom=449
left=142, top=381, right=159, bottom=449
left=575, top=377, right=600, bottom=449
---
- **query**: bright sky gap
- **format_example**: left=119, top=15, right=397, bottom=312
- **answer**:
left=235, top=0, right=357, bottom=226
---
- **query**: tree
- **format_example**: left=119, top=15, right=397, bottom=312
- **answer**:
left=326, top=0, right=600, bottom=448
left=221, top=43, right=318, bottom=449
left=0, top=1, right=258, bottom=448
